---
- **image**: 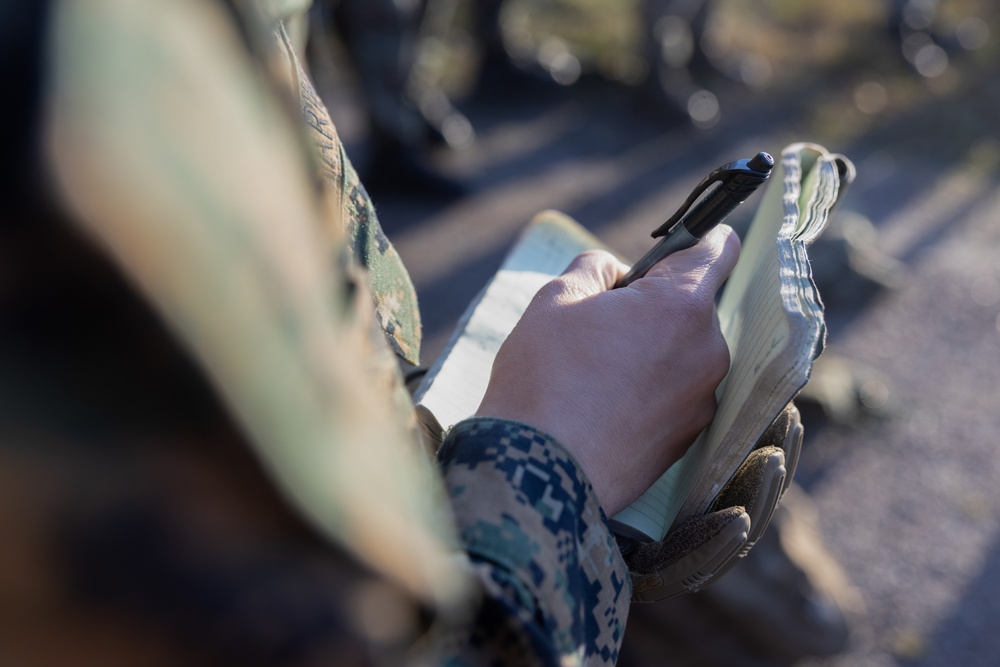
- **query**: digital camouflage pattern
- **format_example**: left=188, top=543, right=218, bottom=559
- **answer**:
left=269, top=21, right=428, bottom=452
left=439, top=419, right=630, bottom=666
left=269, top=3, right=423, bottom=365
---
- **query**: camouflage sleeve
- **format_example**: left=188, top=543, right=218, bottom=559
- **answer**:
left=437, top=418, right=631, bottom=666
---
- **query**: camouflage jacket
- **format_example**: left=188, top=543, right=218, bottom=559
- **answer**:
left=18, top=0, right=630, bottom=664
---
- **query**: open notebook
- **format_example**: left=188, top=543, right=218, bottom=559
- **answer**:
left=414, top=143, right=855, bottom=542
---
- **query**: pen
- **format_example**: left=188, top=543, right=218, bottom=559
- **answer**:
left=614, top=151, right=774, bottom=289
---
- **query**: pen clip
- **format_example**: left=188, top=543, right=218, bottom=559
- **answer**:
left=651, top=171, right=723, bottom=238
left=650, top=154, right=772, bottom=238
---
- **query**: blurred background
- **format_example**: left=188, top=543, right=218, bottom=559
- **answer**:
left=314, top=0, right=1000, bottom=665
left=2, top=0, right=999, bottom=665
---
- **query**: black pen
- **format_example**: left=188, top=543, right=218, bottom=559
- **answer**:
left=614, top=151, right=774, bottom=289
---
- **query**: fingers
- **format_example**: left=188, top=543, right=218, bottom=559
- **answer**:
left=541, top=226, right=739, bottom=306
left=644, top=224, right=741, bottom=294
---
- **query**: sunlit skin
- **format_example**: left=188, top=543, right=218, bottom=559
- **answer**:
left=477, top=225, right=740, bottom=516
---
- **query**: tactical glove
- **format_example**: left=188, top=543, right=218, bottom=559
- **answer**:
left=620, top=403, right=803, bottom=602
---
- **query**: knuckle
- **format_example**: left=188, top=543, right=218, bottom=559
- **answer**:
left=717, top=224, right=742, bottom=259
left=534, top=277, right=569, bottom=304
left=567, top=249, right=613, bottom=277
left=577, top=248, right=611, bottom=263
left=725, top=226, right=742, bottom=254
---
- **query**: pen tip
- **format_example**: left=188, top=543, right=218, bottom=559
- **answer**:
left=749, top=152, right=774, bottom=172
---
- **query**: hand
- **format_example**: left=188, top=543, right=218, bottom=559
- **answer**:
left=476, top=225, right=740, bottom=516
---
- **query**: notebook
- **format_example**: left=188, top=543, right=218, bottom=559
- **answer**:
left=415, top=143, right=854, bottom=541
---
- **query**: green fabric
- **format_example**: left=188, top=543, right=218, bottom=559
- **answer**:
left=277, top=23, right=423, bottom=364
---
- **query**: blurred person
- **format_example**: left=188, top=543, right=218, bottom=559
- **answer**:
left=640, top=0, right=780, bottom=129
left=888, top=0, right=941, bottom=47
left=884, top=0, right=994, bottom=77
left=887, top=0, right=945, bottom=76
left=465, top=0, right=725, bottom=128
left=468, top=0, right=579, bottom=93
left=310, top=0, right=471, bottom=199
left=640, top=0, right=721, bottom=127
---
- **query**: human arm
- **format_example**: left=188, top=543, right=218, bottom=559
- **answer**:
left=427, top=231, right=738, bottom=664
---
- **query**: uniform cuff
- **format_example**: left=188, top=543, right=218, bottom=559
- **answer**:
left=438, top=417, right=630, bottom=663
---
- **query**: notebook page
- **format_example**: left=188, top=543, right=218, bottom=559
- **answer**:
left=416, top=270, right=548, bottom=430
left=668, top=146, right=841, bottom=526
left=717, top=146, right=801, bottom=332
left=610, top=149, right=804, bottom=540
left=795, top=153, right=840, bottom=243
left=662, top=148, right=810, bottom=527
left=610, top=460, right=684, bottom=541
left=665, top=243, right=792, bottom=531
left=803, top=155, right=854, bottom=243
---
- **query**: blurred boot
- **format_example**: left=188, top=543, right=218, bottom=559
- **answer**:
left=620, top=484, right=863, bottom=667
left=324, top=0, right=470, bottom=198
left=699, top=484, right=865, bottom=661
left=798, top=353, right=898, bottom=427
left=810, top=211, right=907, bottom=310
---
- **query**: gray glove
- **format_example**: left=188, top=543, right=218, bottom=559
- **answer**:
left=620, top=403, right=803, bottom=602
